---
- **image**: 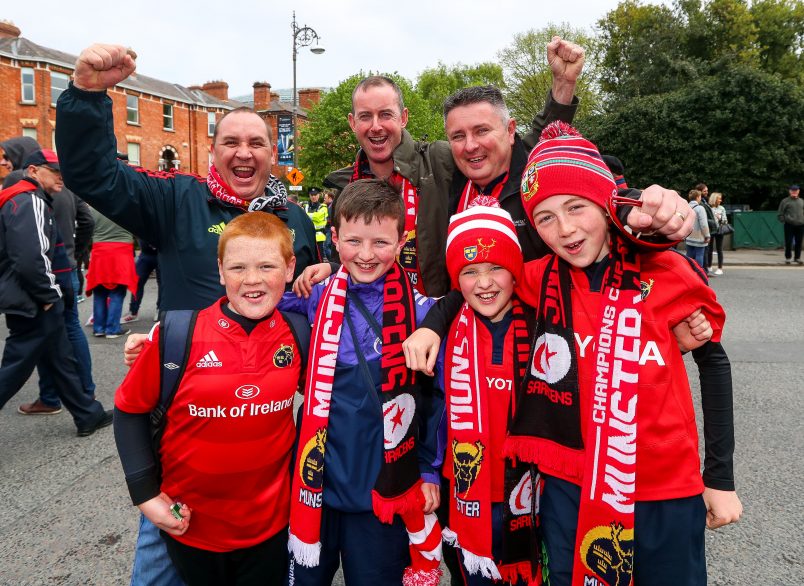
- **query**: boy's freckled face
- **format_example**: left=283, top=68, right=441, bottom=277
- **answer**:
left=532, top=195, right=610, bottom=268
left=332, top=216, right=406, bottom=284
left=218, top=236, right=295, bottom=319
left=458, top=263, right=515, bottom=323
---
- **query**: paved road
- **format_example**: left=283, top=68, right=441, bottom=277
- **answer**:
left=1, top=265, right=802, bottom=584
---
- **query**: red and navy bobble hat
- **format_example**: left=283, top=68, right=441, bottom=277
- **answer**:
left=520, top=121, right=617, bottom=227
left=23, top=149, right=60, bottom=172
left=446, top=197, right=524, bottom=288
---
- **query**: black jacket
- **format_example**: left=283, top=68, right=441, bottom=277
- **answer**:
left=0, top=179, right=63, bottom=316
left=56, top=84, right=318, bottom=311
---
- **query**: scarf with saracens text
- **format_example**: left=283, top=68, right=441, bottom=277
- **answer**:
left=505, top=235, right=642, bottom=586
left=206, top=165, right=288, bottom=211
left=351, top=156, right=425, bottom=294
left=442, top=299, right=542, bottom=584
left=288, top=263, right=442, bottom=586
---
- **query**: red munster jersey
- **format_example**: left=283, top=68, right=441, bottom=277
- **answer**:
left=115, top=299, right=301, bottom=551
left=444, top=318, right=519, bottom=502
left=517, top=251, right=725, bottom=501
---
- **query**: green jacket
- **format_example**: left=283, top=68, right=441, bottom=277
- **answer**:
left=325, top=91, right=577, bottom=296
left=778, top=196, right=804, bottom=226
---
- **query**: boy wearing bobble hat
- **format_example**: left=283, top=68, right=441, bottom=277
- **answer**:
left=508, top=122, right=743, bottom=586
left=407, top=122, right=742, bottom=586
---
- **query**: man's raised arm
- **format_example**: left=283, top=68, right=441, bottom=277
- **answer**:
left=56, top=44, right=172, bottom=247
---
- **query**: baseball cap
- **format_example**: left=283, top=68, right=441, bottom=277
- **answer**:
left=23, top=149, right=60, bottom=172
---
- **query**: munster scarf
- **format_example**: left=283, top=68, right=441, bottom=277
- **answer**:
left=351, top=156, right=425, bottom=293
left=443, top=299, right=539, bottom=584
left=457, top=173, right=509, bottom=213
left=288, top=263, right=442, bottom=585
left=206, top=165, right=288, bottom=211
left=505, top=236, right=641, bottom=586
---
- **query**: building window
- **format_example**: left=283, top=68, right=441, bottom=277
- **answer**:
left=21, top=67, right=35, bottom=103
left=127, top=95, right=139, bottom=124
left=163, top=104, right=174, bottom=131
left=127, top=143, right=140, bottom=166
left=208, top=112, right=216, bottom=136
left=51, top=72, right=70, bottom=106
left=22, top=127, right=37, bottom=140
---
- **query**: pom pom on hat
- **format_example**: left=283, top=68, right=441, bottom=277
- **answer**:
left=521, top=122, right=617, bottom=227
left=446, top=200, right=523, bottom=288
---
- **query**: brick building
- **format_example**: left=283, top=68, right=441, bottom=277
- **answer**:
left=0, top=21, right=321, bottom=177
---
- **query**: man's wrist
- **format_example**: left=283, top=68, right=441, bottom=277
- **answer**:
left=551, top=80, right=577, bottom=106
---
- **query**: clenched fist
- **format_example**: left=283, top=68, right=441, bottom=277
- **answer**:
left=73, top=44, right=137, bottom=92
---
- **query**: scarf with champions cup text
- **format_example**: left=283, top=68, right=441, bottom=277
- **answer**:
left=288, top=263, right=443, bottom=586
left=443, top=298, right=542, bottom=584
left=206, top=164, right=289, bottom=211
left=505, top=235, right=642, bottom=586
left=351, top=155, right=425, bottom=294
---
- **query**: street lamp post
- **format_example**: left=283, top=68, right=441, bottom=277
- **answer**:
left=291, top=11, right=324, bottom=170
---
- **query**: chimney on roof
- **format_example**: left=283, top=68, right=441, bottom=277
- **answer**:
left=270, top=91, right=280, bottom=104
left=298, top=88, right=321, bottom=111
left=202, top=81, right=229, bottom=102
left=253, top=82, right=271, bottom=111
left=0, top=20, right=21, bottom=39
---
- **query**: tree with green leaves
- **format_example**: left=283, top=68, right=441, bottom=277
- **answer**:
left=583, top=65, right=803, bottom=210
left=415, top=62, right=504, bottom=128
left=497, top=24, right=602, bottom=127
left=297, top=72, right=441, bottom=187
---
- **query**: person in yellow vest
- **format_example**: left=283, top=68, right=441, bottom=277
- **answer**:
left=304, top=187, right=328, bottom=261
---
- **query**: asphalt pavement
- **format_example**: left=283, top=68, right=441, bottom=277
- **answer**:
left=0, top=250, right=802, bottom=585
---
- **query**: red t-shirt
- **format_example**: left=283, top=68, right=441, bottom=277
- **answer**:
left=517, top=251, right=725, bottom=501
left=443, top=317, right=519, bottom=502
left=115, top=300, right=301, bottom=551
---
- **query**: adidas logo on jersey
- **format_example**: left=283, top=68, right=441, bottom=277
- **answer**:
left=196, top=350, right=223, bottom=368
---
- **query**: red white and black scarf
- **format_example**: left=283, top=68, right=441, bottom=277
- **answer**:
left=457, top=173, right=509, bottom=213
left=351, top=155, right=425, bottom=294
left=288, top=263, right=442, bottom=586
left=443, top=299, right=541, bottom=584
left=506, top=235, right=642, bottom=586
left=206, top=165, right=288, bottom=212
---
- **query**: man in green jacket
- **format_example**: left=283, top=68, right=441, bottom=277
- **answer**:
left=778, top=184, right=803, bottom=264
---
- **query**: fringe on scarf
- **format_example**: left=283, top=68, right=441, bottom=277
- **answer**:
left=499, top=561, right=539, bottom=585
left=287, top=532, right=321, bottom=568
left=372, top=479, right=424, bottom=524
left=503, top=437, right=584, bottom=483
left=442, top=527, right=501, bottom=580
left=402, top=566, right=443, bottom=586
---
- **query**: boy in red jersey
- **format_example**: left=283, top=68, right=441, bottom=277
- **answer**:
left=113, top=213, right=303, bottom=585
left=507, top=122, right=742, bottom=586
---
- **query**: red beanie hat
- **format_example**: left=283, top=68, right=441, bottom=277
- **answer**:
left=446, top=197, right=523, bottom=288
left=521, top=121, right=617, bottom=227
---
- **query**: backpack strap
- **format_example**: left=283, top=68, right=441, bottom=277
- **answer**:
left=279, top=310, right=311, bottom=392
left=151, top=310, right=199, bottom=445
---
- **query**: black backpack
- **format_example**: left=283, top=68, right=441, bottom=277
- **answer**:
left=150, top=309, right=311, bottom=454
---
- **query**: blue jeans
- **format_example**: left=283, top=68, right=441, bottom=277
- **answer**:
left=129, top=251, right=159, bottom=315
left=93, top=284, right=127, bottom=335
left=686, top=244, right=706, bottom=270
left=38, top=269, right=95, bottom=407
left=131, top=515, right=186, bottom=586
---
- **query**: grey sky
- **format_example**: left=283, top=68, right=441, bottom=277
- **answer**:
left=5, top=0, right=668, bottom=98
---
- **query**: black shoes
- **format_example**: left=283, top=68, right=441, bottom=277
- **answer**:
left=76, top=409, right=114, bottom=437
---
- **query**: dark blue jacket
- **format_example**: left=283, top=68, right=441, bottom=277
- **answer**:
left=55, top=84, right=318, bottom=311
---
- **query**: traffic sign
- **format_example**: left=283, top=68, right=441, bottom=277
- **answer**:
left=287, top=168, right=305, bottom=186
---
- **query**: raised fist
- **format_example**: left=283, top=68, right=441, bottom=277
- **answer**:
left=73, top=44, right=137, bottom=92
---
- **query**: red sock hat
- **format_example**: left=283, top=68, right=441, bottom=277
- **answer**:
left=446, top=197, right=523, bottom=288
left=520, top=121, right=617, bottom=227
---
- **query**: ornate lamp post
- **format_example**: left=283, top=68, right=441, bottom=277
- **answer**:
left=292, top=11, right=324, bottom=169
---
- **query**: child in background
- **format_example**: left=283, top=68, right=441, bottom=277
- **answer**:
left=507, top=122, right=742, bottom=586
left=281, top=179, right=443, bottom=586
